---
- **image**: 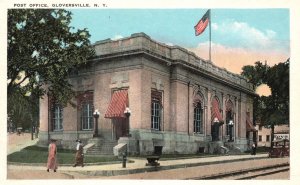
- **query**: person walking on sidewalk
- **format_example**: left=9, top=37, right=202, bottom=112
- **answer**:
left=251, top=142, right=257, bottom=155
left=73, top=139, right=84, bottom=167
left=46, top=139, right=58, bottom=172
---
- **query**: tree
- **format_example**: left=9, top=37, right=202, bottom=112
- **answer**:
left=241, top=61, right=269, bottom=125
left=241, top=59, right=289, bottom=146
left=241, top=61, right=270, bottom=88
left=7, top=9, right=95, bottom=108
left=265, top=59, right=289, bottom=124
left=7, top=89, right=35, bottom=130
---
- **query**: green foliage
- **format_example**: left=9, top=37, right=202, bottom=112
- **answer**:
left=7, top=9, right=95, bottom=108
left=7, top=9, right=95, bottom=127
left=241, top=61, right=270, bottom=88
left=241, top=59, right=289, bottom=127
left=7, top=145, right=121, bottom=164
left=7, top=89, right=37, bottom=130
left=265, top=60, right=289, bottom=124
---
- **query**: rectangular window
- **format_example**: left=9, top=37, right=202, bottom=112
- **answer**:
left=77, top=91, right=94, bottom=131
left=53, top=104, right=63, bottom=131
left=266, top=135, right=270, bottom=142
left=151, top=90, right=162, bottom=131
left=49, top=97, right=63, bottom=131
left=259, top=135, right=262, bottom=142
left=81, top=103, right=94, bottom=130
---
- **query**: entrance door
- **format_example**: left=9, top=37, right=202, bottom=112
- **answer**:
left=226, top=110, right=234, bottom=141
left=113, top=118, right=128, bottom=140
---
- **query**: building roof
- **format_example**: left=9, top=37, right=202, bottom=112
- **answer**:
left=91, top=32, right=255, bottom=95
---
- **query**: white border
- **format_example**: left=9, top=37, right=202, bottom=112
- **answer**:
left=1, top=0, right=299, bottom=185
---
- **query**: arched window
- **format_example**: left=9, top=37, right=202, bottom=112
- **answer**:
left=225, top=100, right=234, bottom=136
left=211, top=96, right=223, bottom=141
left=194, top=102, right=203, bottom=133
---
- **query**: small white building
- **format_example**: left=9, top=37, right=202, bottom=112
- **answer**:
left=256, top=124, right=289, bottom=147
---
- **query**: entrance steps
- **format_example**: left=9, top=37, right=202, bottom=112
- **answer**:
left=208, top=141, right=224, bottom=154
left=208, top=141, right=242, bottom=154
left=85, top=138, right=117, bottom=155
left=224, top=142, right=242, bottom=154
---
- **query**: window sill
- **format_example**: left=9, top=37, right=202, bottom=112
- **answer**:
left=53, top=130, right=63, bottom=132
left=79, top=130, right=93, bottom=132
left=151, top=129, right=163, bottom=134
left=193, top=133, right=204, bottom=136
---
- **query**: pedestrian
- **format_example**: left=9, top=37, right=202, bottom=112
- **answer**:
left=73, top=139, right=84, bottom=167
left=46, top=139, right=58, bottom=172
left=251, top=142, right=257, bottom=155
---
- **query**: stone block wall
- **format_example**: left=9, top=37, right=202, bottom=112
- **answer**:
left=38, top=33, right=255, bottom=154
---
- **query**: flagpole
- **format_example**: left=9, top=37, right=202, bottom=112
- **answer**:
left=209, top=9, right=211, bottom=62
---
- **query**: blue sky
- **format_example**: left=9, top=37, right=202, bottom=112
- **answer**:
left=69, top=9, right=290, bottom=73
left=70, top=9, right=289, bottom=48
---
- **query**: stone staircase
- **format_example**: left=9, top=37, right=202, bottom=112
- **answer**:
left=224, top=142, right=243, bottom=155
left=85, top=138, right=118, bottom=155
left=208, top=141, right=224, bottom=154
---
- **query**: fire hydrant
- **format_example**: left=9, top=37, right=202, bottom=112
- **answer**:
left=122, top=152, right=127, bottom=168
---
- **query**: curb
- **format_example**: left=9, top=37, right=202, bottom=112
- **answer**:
left=71, top=156, right=270, bottom=176
left=7, top=160, right=133, bottom=167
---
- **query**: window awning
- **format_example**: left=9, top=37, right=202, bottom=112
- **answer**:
left=246, top=114, right=256, bottom=132
left=211, top=98, right=223, bottom=123
left=225, top=100, right=233, bottom=112
left=104, top=89, right=128, bottom=119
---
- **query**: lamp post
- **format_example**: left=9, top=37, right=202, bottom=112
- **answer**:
left=93, top=109, right=100, bottom=137
left=229, top=120, right=234, bottom=141
left=124, top=107, right=131, bottom=137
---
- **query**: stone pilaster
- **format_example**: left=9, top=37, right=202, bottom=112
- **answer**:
left=206, top=90, right=212, bottom=140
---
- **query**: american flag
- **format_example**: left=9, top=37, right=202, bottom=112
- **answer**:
left=194, top=10, right=210, bottom=36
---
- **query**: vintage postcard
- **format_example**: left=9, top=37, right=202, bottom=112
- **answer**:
left=1, top=0, right=299, bottom=184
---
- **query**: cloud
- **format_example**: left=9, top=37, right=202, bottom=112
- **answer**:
left=256, top=84, right=271, bottom=97
left=212, top=20, right=289, bottom=54
left=188, top=41, right=289, bottom=74
left=165, top=42, right=174, bottom=46
left=111, top=35, right=124, bottom=40
left=211, top=23, right=218, bottom=30
left=187, top=20, right=289, bottom=75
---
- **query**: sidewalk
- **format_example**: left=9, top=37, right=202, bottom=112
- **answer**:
left=7, top=132, right=38, bottom=155
left=7, top=133, right=272, bottom=177
left=8, top=153, right=270, bottom=176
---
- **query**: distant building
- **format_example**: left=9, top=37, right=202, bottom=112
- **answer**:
left=256, top=124, right=289, bottom=147
left=38, top=33, right=256, bottom=155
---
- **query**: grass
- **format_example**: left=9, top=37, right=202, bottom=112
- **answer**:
left=7, top=145, right=121, bottom=164
left=8, top=145, right=269, bottom=164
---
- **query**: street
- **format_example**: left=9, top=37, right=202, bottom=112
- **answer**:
left=93, top=158, right=289, bottom=180
left=7, top=157, right=289, bottom=180
left=6, top=133, right=289, bottom=180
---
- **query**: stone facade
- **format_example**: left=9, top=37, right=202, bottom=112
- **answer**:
left=39, top=33, right=256, bottom=154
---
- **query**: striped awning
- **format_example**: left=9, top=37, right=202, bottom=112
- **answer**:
left=246, top=114, right=256, bottom=132
left=225, top=100, right=234, bottom=112
left=104, top=89, right=128, bottom=119
left=211, top=98, right=223, bottom=123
